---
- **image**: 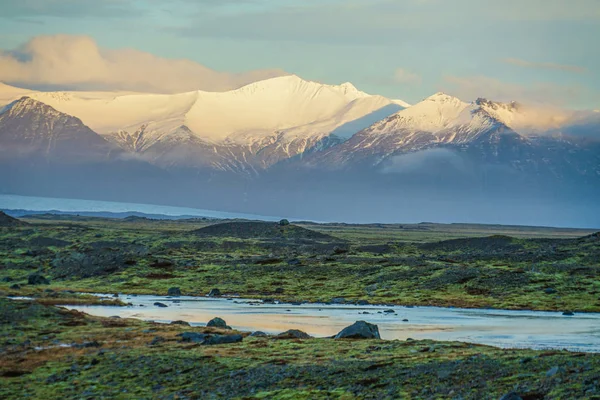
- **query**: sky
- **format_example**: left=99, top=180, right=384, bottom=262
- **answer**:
left=0, top=0, right=599, bottom=108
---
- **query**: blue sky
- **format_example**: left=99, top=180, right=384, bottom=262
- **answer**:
left=0, top=0, right=599, bottom=108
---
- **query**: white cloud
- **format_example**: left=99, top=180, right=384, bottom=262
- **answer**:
left=393, top=68, right=421, bottom=85
left=0, top=35, right=288, bottom=93
left=442, top=75, right=586, bottom=107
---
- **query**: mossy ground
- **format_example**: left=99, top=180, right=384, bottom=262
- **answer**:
left=0, top=216, right=598, bottom=311
left=2, top=298, right=600, bottom=399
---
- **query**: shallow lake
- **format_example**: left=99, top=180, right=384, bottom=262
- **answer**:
left=63, top=294, right=600, bottom=352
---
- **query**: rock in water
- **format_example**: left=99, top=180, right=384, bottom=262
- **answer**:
left=28, top=274, right=50, bottom=285
left=207, top=317, right=231, bottom=329
left=208, top=288, right=221, bottom=297
left=334, top=321, right=381, bottom=339
left=167, top=287, right=181, bottom=296
left=275, top=329, right=312, bottom=339
left=249, top=331, right=269, bottom=337
left=154, top=302, right=168, bottom=308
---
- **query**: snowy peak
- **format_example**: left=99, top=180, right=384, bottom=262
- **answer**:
left=2, top=96, right=67, bottom=119
left=365, top=92, right=469, bottom=134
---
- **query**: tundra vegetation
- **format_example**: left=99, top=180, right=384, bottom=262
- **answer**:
left=1, top=213, right=600, bottom=399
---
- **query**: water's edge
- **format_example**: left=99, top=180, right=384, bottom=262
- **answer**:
left=50, top=293, right=600, bottom=353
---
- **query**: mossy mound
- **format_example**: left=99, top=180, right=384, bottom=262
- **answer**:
left=0, top=211, right=28, bottom=227
left=192, top=221, right=338, bottom=241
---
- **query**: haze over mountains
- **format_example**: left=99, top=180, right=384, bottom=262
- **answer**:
left=1, top=76, right=599, bottom=227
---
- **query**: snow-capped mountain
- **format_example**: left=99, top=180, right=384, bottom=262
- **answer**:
left=0, top=77, right=598, bottom=182
left=0, top=97, right=119, bottom=162
left=0, top=76, right=407, bottom=172
left=297, top=93, right=600, bottom=182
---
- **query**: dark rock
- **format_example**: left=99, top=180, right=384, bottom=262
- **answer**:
left=9, top=284, right=20, bottom=290
left=356, top=300, right=370, bottom=306
left=178, top=332, right=208, bottom=343
left=562, top=311, right=574, bottom=316
left=333, top=246, right=348, bottom=255
left=334, top=321, right=381, bottom=340
left=208, top=288, right=221, bottom=297
left=262, top=298, right=275, bottom=304
left=154, top=302, right=168, bottom=308
left=150, top=336, right=165, bottom=346
left=278, top=219, right=290, bottom=226
left=544, top=288, right=557, bottom=294
left=204, top=334, right=243, bottom=345
left=207, top=317, right=231, bottom=329
left=167, top=287, right=181, bottom=297
left=402, top=319, right=409, bottom=322
left=274, top=287, right=285, bottom=294
left=249, top=331, right=269, bottom=337
left=331, top=297, right=346, bottom=304
left=499, top=392, right=523, bottom=400
left=276, top=329, right=312, bottom=339
left=28, top=273, right=50, bottom=285
left=170, top=320, right=190, bottom=326
left=546, top=366, right=565, bottom=377
left=383, top=309, right=395, bottom=314
left=112, top=293, right=119, bottom=298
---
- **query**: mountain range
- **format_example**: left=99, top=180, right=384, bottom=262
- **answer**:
left=1, top=76, right=599, bottom=227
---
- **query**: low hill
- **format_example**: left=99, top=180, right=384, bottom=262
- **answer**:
left=192, top=221, right=340, bottom=241
left=0, top=211, right=28, bottom=227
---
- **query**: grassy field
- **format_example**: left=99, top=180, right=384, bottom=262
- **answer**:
left=2, top=298, right=600, bottom=399
left=2, top=215, right=600, bottom=399
left=1, top=215, right=598, bottom=312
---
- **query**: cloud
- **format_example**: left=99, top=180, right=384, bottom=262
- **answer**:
left=382, top=148, right=469, bottom=174
left=442, top=75, right=587, bottom=106
left=393, top=69, right=421, bottom=85
left=0, top=35, right=288, bottom=93
left=502, top=58, right=587, bottom=74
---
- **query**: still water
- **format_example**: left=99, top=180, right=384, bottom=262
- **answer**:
left=64, top=294, right=600, bottom=352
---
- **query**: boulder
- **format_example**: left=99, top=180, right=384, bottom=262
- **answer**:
left=170, top=320, right=190, bottom=326
left=204, top=334, right=243, bottom=345
left=334, top=321, right=381, bottom=340
left=278, top=219, right=290, bottom=226
left=275, top=329, right=312, bottom=339
left=208, top=288, right=221, bottom=297
left=9, top=284, right=20, bottom=290
left=249, top=331, right=269, bottom=338
left=207, top=317, right=231, bottom=329
left=562, top=311, right=574, bottom=316
left=383, top=309, right=395, bottom=314
left=178, top=332, right=208, bottom=343
left=28, top=273, right=50, bottom=285
left=167, top=287, right=182, bottom=297
left=356, top=300, right=370, bottom=306
left=331, top=297, right=346, bottom=304
left=154, top=302, right=168, bottom=308
left=544, top=288, right=557, bottom=294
